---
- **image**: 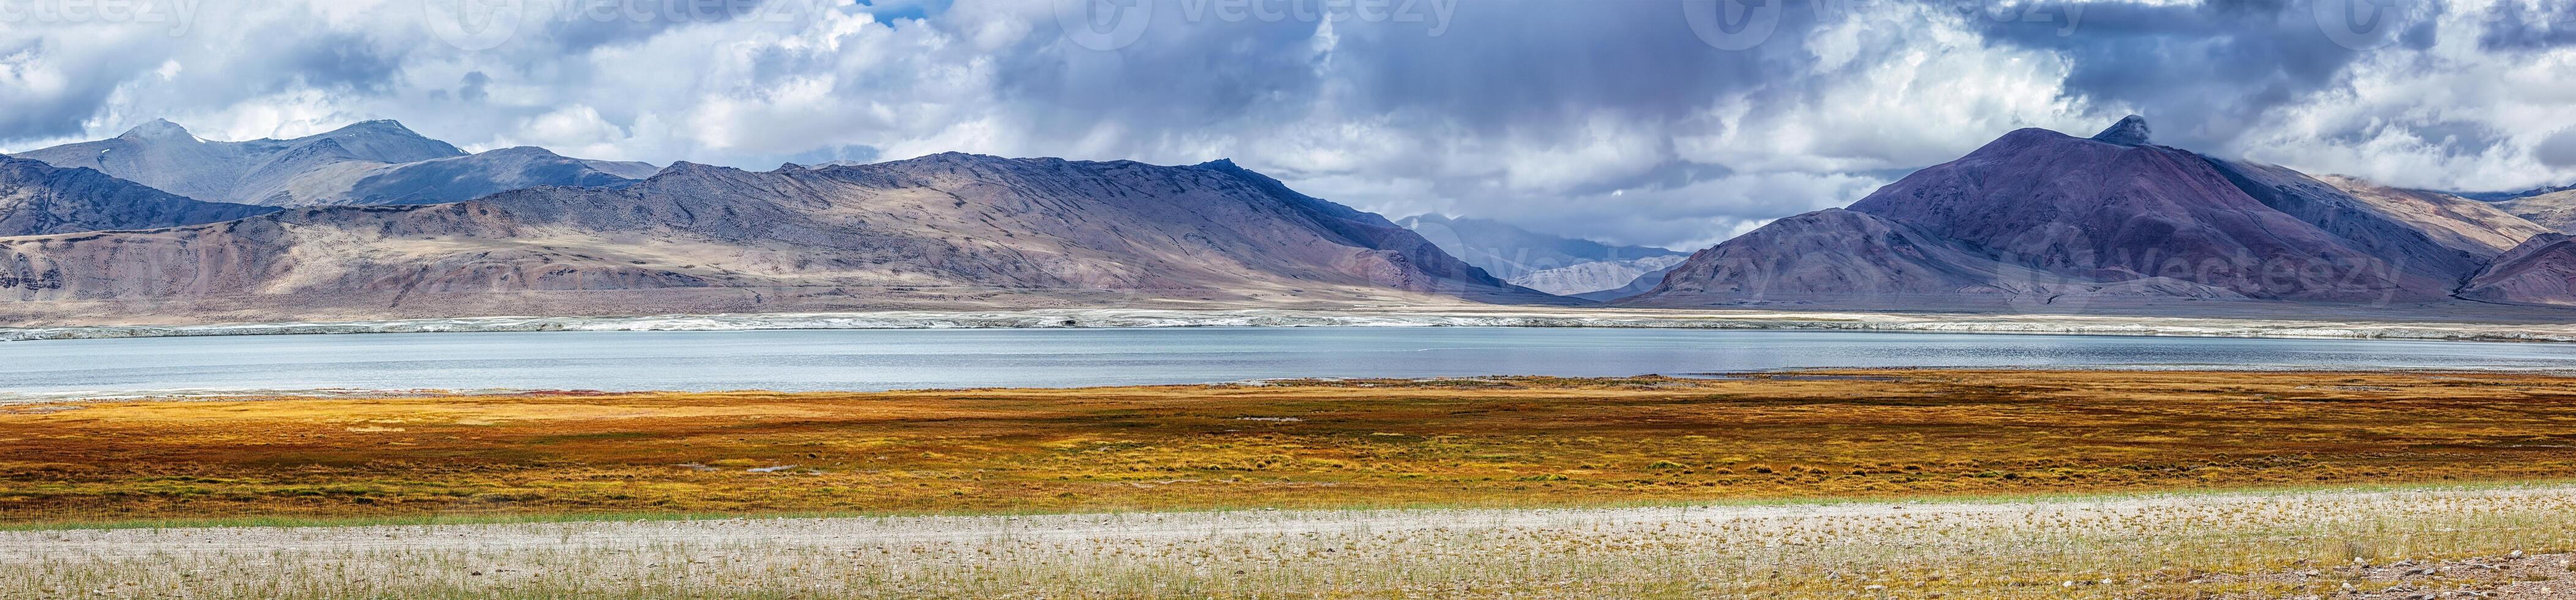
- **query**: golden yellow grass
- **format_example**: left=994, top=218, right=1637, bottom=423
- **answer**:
left=6, top=370, right=2576, bottom=525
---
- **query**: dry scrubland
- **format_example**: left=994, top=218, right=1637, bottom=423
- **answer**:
left=6, top=370, right=2576, bottom=598
left=1, top=486, right=2572, bottom=598
left=6, top=370, right=2576, bottom=523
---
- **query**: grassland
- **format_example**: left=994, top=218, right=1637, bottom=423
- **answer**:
left=7, top=369, right=2576, bottom=598
left=6, top=370, right=2576, bottom=526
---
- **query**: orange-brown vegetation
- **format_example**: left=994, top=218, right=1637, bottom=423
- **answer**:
left=6, top=370, right=2576, bottom=525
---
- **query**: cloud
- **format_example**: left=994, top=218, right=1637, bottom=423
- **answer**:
left=2532, top=127, right=2576, bottom=169
left=2477, top=1, right=2576, bottom=51
left=1974, top=0, right=2443, bottom=152
left=0, top=0, right=2569, bottom=249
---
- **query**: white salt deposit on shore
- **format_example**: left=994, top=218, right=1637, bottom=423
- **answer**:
left=7, top=307, right=2575, bottom=343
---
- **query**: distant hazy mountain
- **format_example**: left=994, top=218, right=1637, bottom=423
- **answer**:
left=2457, top=183, right=2576, bottom=202
left=11, top=120, right=654, bottom=206
left=1623, top=116, right=2562, bottom=310
left=785, top=160, right=871, bottom=170
left=299, top=146, right=659, bottom=206
left=1394, top=214, right=1684, bottom=295
left=2492, top=190, right=2576, bottom=234
left=0, top=154, right=1551, bottom=324
left=1510, top=255, right=1687, bottom=297
left=0, top=156, right=276, bottom=238
left=1569, top=260, right=1684, bottom=302
left=2444, top=182, right=2576, bottom=233
left=1396, top=214, right=1686, bottom=279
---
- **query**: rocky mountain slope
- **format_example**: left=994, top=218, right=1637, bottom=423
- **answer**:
left=2460, top=233, right=2576, bottom=306
left=2207, top=163, right=2547, bottom=287
left=11, top=120, right=654, bottom=206
left=0, top=156, right=277, bottom=237
left=2493, top=190, right=2576, bottom=234
left=1622, top=116, right=2560, bottom=310
left=1395, top=214, right=1685, bottom=294
left=0, top=154, right=1550, bottom=324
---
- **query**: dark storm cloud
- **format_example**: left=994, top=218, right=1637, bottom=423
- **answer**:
left=2328, top=118, right=2511, bottom=157
left=996, top=1, right=1829, bottom=138
left=1976, top=0, right=2441, bottom=151
left=990, top=7, right=1330, bottom=133
left=2477, top=2, right=2576, bottom=51
left=458, top=72, right=492, bottom=103
left=1325, top=2, right=1802, bottom=133
left=2537, top=128, right=2576, bottom=169
left=538, top=0, right=782, bottom=54
left=1558, top=162, right=1739, bottom=198
left=0, top=37, right=138, bottom=140
left=961, top=0, right=1893, bottom=246
left=272, top=32, right=406, bottom=93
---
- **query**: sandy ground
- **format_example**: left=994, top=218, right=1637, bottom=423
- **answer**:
left=2225, top=552, right=2576, bottom=599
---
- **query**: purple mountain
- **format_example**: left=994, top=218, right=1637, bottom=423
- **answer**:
left=1622, top=116, right=2561, bottom=311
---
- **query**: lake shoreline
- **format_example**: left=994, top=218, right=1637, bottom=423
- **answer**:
left=9, top=307, right=2576, bottom=343
left=12, top=326, right=2576, bottom=400
left=7, top=364, right=2568, bottom=405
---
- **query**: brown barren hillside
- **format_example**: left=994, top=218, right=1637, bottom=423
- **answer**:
left=0, top=154, right=1551, bottom=325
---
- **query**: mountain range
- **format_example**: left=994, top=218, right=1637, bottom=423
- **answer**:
left=7, top=115, right=2576, bottom=326
left=10, top=120, right=656, bottom=207
left=0, top=137, right=1547, bottom=324
left=0, top=156, right=278, bottom=238
left=1620, top=116, right=2576, bottom=311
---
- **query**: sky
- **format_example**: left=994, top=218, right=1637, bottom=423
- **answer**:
left=3, top=0, right=2573, bottom=251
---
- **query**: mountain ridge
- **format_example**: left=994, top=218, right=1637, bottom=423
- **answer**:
left=0, top=152, right=1556, bottom=325
left=1622, top=116, right=2564, bottom=310
left=0, top=156, right=279, bottom=238
left=10, top=120, right=652, bottom=207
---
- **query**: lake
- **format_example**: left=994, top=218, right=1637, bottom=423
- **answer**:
left=9, top=328, right=2576, bottom=397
